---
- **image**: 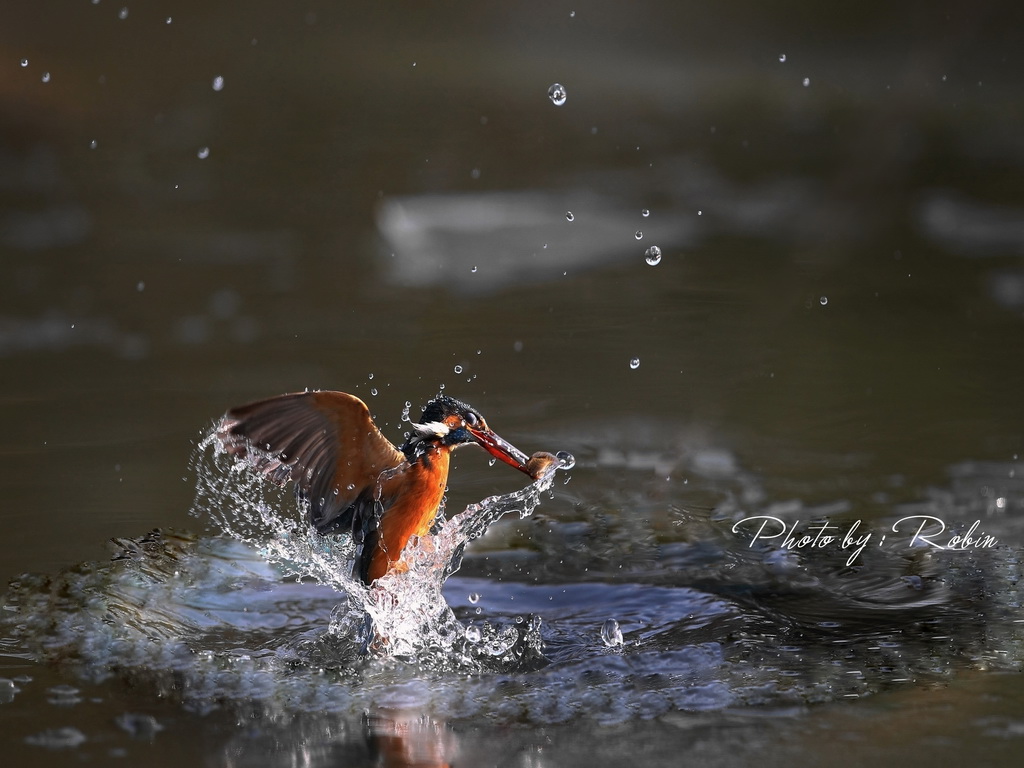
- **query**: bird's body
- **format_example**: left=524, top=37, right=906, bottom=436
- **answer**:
left=215, top=391, right=533, bottom=585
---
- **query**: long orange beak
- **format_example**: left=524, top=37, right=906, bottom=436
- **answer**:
left=468, top=426, right=531, bottom=474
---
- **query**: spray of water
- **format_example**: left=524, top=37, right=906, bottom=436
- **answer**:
left=190, top=424, right=567, bottom=670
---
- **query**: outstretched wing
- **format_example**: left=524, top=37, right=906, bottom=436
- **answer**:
left=215, top=391, right=406, bottom=532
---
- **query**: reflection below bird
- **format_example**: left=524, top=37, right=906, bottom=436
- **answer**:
left=216, top=391, right=542, bottom=585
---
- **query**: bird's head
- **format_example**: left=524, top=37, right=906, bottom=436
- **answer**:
left=405, top=395, right=530, bottom=473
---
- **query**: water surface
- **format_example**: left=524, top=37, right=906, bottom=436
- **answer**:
left=3, top=2, right=1024, bottom=766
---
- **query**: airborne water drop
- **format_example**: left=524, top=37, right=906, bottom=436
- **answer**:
left=601, top=618, right=624, bottom=647
left=548, top=83, right=567, bottom=106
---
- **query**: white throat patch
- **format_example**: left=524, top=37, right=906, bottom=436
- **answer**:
left=412, top=420, right=450, bottom=438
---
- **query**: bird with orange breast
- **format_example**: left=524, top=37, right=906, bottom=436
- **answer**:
left=215, top=391, right=548, bottom=586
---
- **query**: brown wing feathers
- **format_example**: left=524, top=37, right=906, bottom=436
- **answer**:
left=215, top=391, right=405, bottom=534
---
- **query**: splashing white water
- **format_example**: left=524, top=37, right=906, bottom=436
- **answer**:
left=190, top=424, right=562, bottom=668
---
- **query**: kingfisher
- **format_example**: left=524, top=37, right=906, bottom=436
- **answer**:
left=215, top=391, right=540, bottom=585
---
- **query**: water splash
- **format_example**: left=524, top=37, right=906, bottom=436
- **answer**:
left=190, top=424, right=561, bottom=669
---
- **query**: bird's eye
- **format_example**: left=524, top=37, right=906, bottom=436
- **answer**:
left=465, top=411, right=479, bottom=426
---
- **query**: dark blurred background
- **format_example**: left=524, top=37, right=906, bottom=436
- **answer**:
left=2, top=0, right=1024, bottom=577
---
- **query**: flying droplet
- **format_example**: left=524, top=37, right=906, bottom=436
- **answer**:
left=802, top=77, right=810, bottom=87
left=548, top=83, right=567, bottom=106
left=20, top=58, right=28, bottom=67
left=197, top=146, right=210, bottom=159
left=779, top=53, right=787, bottom=63
left=465, top=626, right=482, bottom=643
left=641, top=208, right=650, bottom=217
left=634, top=231, right=643, bottom=240
left=644, top=245, right=662, bottom=266
left=166, top=17, right=172, bottom=24
left=368, top=372, right=374, bottom=379
left=454, top=365, right=463, bottom=374
left=118, top=7, right=129, bottom=20
left=468, top=593, right=480, bottom=604
left=471, top=265, right=477, bottom=273
left=136, top=281, right=145, bottom=292
left=89, top=139, right=97, bottom=150
left=601, top=618, right=624, bottom=647
left=370, top=387, right=378, bottom=396
left=820, top=296, right=828, bottom=306
left=629, top=357, right=640, bottom=370
left=565, top=210, right=574, bottom=222
left=556, top=451, right=576, bottom=470
left=212, top=75, right=224, bottom=91
left=41, top=72, right=51, bottom=83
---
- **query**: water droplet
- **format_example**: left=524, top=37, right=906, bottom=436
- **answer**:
left=488, top=458, right=496, bottom=467
left=40, top=72, right=50, bottom=83
left=556, top=451, right=576, bottom=470
left=370, top=387, right=378, bottom=396
left=471, top=265, right=477, bottom=273
left=454, top=365, right=463, bottom=374
left=212, top=75, right=224, bottom=91
left=634, top=231, right=643, bottom=240
left=197, top=146, right=210, bottom=159
left=468, top=593, right=480, bottom=604
left=368, top=372, right=374, bottom=380
left=819, top=296, right=828, bottom=306
left=802, top=77, right=810, bottom=87
left=118, top=7, right=129, bottom=20
left=779, top=53, right=787, bottom=63
left=470, top=168, right=480, bottom=179
left=565, top=210, right=574, bottom=222
left=166, top=17, right=172, bottom=24
left=629, top=357, right=640, bottom=370
left=641, top=208, right=650, bottom=217
left=465, top=626, right=481, bottom=643
left=569, top=10, right=576, bottom=18
left=644, top=245, right=662, bottom=266
left=89, top=139, right=97, bottom=150
left=346, top=483, right=355, bottom=491
left=20, top=58, right=28, bottom=67
left=136, top=281, right=145, bottom=292
left=548, top=82, right=567, bottom=106
left=601, top=618, right=624, bottom=647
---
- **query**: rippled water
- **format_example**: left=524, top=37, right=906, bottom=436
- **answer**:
left=4, top=446, right=1023, bottom=755
left=5, top=2, right=1024, bottom=765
